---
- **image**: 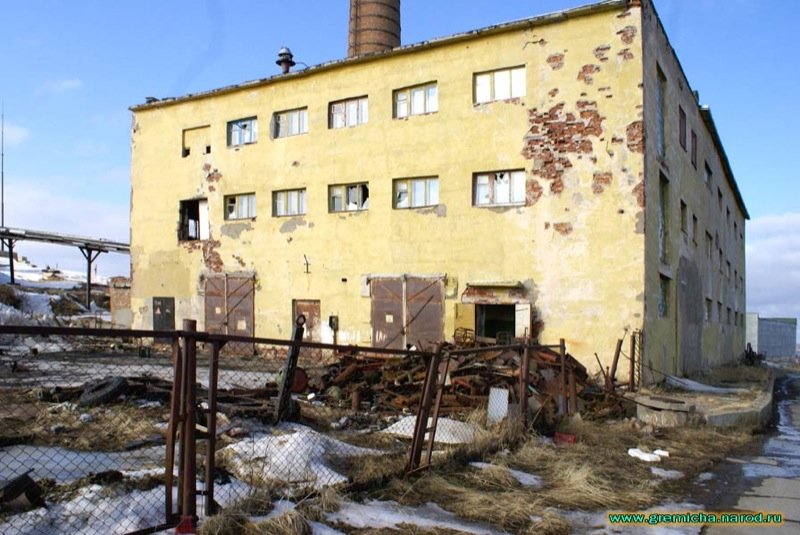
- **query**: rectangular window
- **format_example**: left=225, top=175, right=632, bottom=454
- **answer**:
left=473, top=170, right=526, bottom=206
left=227, top=117, right=258, bottom=147
left=705, top=231, right=713, bottom=259
left=726, top=260, right=731, bottom=279
left=704, top=162, right=712, bottom=188
left=474, top=66, right=525, bottom=104
left=718, top=301, right=723, bottom=322
left=679, top=106, right=687, bottom=150
left=272, top=188, right=307, bottom=217
left=330, top=96, right=368, bottom=128
left=718, top=187, right=723, bottom=210
left=329, top=182, right=369, bottom=212
left=178, top=199, right=208, bottom=241
left=273, top=108, right=308, bottom=138
left=690, top=130, right=697, bottom=168
left=656, top=66, right=666, bottom=158
left=680, top=200, right=688, bottom=234
left=659, top=173, right=669, bottom=262
left=705, top=298, right=712, bottom=323
left=727, top=307, right=732, bottom=325
left=224, top=193, right=256, bottom=220
left=393, top=177, right=439, bottom=209
left=734, top=221, right=738, bottom=240
left=393, top=82, right=438, bottom=118
left=658, top=275, right=670, bottom=317
left=692, top=214, right=698, bottom=245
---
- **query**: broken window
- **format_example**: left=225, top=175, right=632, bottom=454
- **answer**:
left=658, top=275, right=670, bottom=317
left=679, top=106, right=687, bottom=151
left=273, top=108, right=308, bottom=138
left=476, top=304, right=516, bottom=340
left=474, top=66, right=525, bottom=104
left=227, top=117, right=258, bottom=147
left=658, top=173, right=669, bottom=262
left=705, top=298, right=712, bottom=323
left=329, top=182, right=369, bottom=212
left=705, top=232, right=713, bottom=259
left=717, top=187, right=723, bottom=210
left=704, top=162, right=712, bottom=188
left=473, top=170, right=525, bottom=206
left=692, top=214, right=698, bottom=245
left=330, top=96, right=368, bottom=128
left=690, top=129, right=697, bottom=168
left=680, top=200, right=688, bottom=235
left=178, top=199, right=208, bottom=241
left=717, top=301, right=723, bottom=322
left=273, top=188, right=307, bottom=216
left=393, top=82, right=438, bottom=118
left=393, top=177, right=439, bottom=209
left=224, top=193, right=256, bottom=220
left=656, top=66, right=666, bottom=157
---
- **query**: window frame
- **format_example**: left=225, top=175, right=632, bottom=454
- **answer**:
left=329, top=96, right=369, bottom=129
left=178, top=198, right=208, bottom=241
left=393, top=177, right=440, bottom=209
left=472, top=169, right=526, bottom=207
left=690, top=129, right=697, bottom=168
left=273, top=107, right=308, bottom=139
left=328, top=182, right=370, bottom=213
left=393, top=82, right=438, bottom=118
left=227, top=117, right=258, bottom=147
left=272, top=188, right=307, bottom=217
left=473, top=66, right=526, bottom=104
left=224, top=193, right=256, bottom=221
left=679, top=106, right=687, bottom=151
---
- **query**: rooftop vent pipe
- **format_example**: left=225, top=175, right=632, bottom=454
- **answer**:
left=276, top=47, right=296, bottom=74
left=348, top=0, right=401, bottom=58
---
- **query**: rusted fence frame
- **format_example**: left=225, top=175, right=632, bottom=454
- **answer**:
left=406, top=346, right=443, bottom=472
left=518, top=338, right=530, bottom=428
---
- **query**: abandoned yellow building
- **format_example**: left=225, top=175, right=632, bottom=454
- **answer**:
left=129, top=0, right=748, bottom=378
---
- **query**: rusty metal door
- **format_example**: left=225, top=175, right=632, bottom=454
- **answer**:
left=405, top=277, right=444, bottom=348
left=371, top=277, right=444, bottom=349
left=205, top=275, right=255, bottom=353
left=292, top=300, right=321, bottom=341
left=371, top=278, right=404, bottom=349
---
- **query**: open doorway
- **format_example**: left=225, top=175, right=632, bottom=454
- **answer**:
left=476, top=304, right=515, bottom=339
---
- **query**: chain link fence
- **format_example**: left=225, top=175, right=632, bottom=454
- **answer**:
left=0, top=324, right=559, bottom=534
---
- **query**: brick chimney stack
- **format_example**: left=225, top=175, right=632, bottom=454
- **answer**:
left=348, top=0, right=401, bottom=57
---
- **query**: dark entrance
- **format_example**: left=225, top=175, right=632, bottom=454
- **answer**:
left=476, top=304, right=515, bottom=340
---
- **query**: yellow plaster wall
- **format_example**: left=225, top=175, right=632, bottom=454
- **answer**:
left=131, top=4, right=647, bottom=370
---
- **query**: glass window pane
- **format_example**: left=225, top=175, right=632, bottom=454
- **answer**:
left=331, top=187, right=342, bottom=211
left=495, top=172, right=510, bottom=203
left=289, top=112, right=299, bottom=135
left=512, top=171, right=526, bottom=202
left=427, top=179, right=439, bottom=205
left=395, top=92, right=408, bottom=118
left=274, top=192, right=285, bottom=216
left=511, top=68, right=526, bottom=98
left=411, top=87, right=425, bottom=115
left=250, top=119, right=258, bottom=141
left=475, top=175, right=489, bottom=205
left=359, top=98, right=368, bottom=123
left=395, top=181, right=408, bottom=208
left=346, top=100, right=358, bottom=126
left=299, top=110, right=307, bottom=133
left=494, top=70, right=511, bottom=100
left=346, top=185, right=358, bottom=209
left=412, top=179, right=426, bottom=207
left=299, top=190, right=307, bottom=214
left=426, top=85, right=438, bottom=112
left=227, top=197, right=236, bottom=218
left=288, top=190, right=298, bottom=215
left=475, top=74, right=491, bottom=103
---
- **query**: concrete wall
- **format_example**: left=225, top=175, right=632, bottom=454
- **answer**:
left=109, top=276, right=132, bottom=328
left=640, top=0, right=746, bottom=379
left=745, top=312, right=759, bottom=351
left=757, top=317, right=797, bottom=358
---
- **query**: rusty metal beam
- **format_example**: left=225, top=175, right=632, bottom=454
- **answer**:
left=164, top=338, right=183, bottom=524
left=180, top=319, right=198, bottom=531
left=609, top=338, right=623, bottom=387
left=629, top=334, right=636, bottom=392
left=274, top=315, right=305, bottom=422
left=519, top=339, right=530, bottom=427
left=204, top=340, right=223, bottom=516
left=406, top=346, right=442, bottom=473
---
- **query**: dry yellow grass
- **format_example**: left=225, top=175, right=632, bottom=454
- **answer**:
left=252, top=510, right=312, bottom=535
left=198, top=510, right=257, bottom=535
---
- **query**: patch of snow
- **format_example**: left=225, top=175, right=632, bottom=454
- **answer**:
left=19, top=290, right=55, bottom=317
left=628, top=447, right=661, bottom=462
left=381, top=416, right=478, bottom=444
left=654, top=449, right=670, bottom=458
left=326, top=500, right=510, bottom=535
left=469, top=462, right=542, bottom=488
left=650, top=467, right=684, bottom=480
left=665, top=374, right=748, bottom=395
left=219, top=423, right=383, bottom=489
left=696, top=472, right=714, bottom=482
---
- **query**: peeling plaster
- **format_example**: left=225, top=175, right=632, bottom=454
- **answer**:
left=221, top=222, right=252, bottom=239
left=279, top=218, right=308, bottom=233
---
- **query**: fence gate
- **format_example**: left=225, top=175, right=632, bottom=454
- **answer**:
left=205, top=274, right=255, bottom=353
left=371, top=276, right=444, bottom=349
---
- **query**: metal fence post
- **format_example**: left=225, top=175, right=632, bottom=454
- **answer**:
left=406, top=346, right=442, bottom=473
left=559, top=338, right=567, bottom=416
left=178, top=319, right=197, bottom=533
left=165, top=336, right=183, bottom=524
left=204, top=340, right=223, bottom=516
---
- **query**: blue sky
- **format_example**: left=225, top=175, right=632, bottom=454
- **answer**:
left=1, top=1, right=798, bottom=332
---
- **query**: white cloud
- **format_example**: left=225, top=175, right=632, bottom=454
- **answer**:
left=40, top=77, right=83, bottom=93
left=746, top=213, right=800, bottom=331
left=4, top=180, right=129, bottom=278
left=2, top=123, right=31, bottom=146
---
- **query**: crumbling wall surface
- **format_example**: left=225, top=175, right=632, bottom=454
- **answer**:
left=109, top=277, right=132, bottom=328
left=639, top=0, right=747, bottom=379
left=129, top=2, right=647, bottom=372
